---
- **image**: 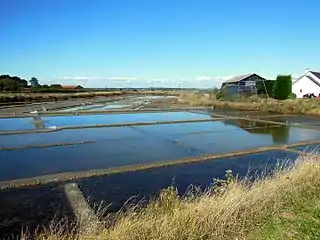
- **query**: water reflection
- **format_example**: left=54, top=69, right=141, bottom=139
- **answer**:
left=223, top=119, right=290, bottom=144
left=31, top=115, right=45, bottom=130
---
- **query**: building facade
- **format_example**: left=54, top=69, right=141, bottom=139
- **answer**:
left=221, top=73, right=266, bottom=98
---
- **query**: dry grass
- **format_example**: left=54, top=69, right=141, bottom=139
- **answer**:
left=178, top=92, right=320, bottom=115
left=31, top=153, right=320, bottom=240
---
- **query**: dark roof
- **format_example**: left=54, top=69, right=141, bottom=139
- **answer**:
left=222, top=74, right=253, bottom=84
left=222, top=73, right=266, bottom=84
left=306, top=75, right=320, bottom=88
left=310, top=71, right=320, bottom=79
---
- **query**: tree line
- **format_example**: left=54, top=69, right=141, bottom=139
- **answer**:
left=0, top=75, right=42, bottom=91
left=0, top=74, right=84, bottom=93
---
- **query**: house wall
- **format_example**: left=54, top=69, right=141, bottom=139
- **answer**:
left=221, top=85, right=239, bottom=98
left=292, top=76, right=320, bottom=98
left=239, top=74, right=265, bottom=85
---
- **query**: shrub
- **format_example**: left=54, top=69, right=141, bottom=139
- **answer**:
left=288, top=92, right=297, bottom=99
left=216, top=90, right=224, bottom=100
left=256, top=80, right=275, bottom=97
left=273, top=75, right=292, bottom=100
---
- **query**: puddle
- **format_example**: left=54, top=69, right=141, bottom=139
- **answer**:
left=78, top=150, right=299, bottom=212
left=0, top=185, right=74, bottom=239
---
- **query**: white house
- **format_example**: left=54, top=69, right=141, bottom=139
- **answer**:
left=292, top=70, right=320, bottom=98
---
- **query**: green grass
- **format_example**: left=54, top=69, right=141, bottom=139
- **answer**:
left=28, top=153, right=320, bottom=240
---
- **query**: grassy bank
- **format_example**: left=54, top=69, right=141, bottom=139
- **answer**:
left=32, top=153, right=320, bottom=240
left=178, top=92, right=320, bottom=115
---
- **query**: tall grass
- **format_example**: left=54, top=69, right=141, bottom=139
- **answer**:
left=178, top=92, right=320, bottom=115
left=31, top=153, right=320, bottom=239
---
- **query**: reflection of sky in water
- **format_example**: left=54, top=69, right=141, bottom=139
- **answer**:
left=1, top=120, right=318, bottom=181
left=0, top=112, right=211, bottom=131
left=0, top=118, right=34, bottom=131
left=0, top=135, right=198, bottom=181
left=41, top=112, right=212, bottom=128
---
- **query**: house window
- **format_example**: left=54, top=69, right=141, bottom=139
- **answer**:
left=300, top=89, right=302, bottom=93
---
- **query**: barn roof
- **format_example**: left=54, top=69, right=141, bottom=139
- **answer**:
left=222, top=73, right=258, bottom=84
left=310, top=71, right=320, bottom=80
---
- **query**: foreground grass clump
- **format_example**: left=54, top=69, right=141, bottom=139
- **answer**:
left=178, top=92, right=320, bottom=115
left=34, top=154, right=320, bottom=240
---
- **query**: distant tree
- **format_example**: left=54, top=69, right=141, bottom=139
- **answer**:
left=273, top=75, right=292, bottom=100
left=0, top=74, right=32, bottom=91
left=29, top=77, right=40, bottom=87
left=19, top=79, right=28, bottom=88
left=0, top=78, right=19, bottom=91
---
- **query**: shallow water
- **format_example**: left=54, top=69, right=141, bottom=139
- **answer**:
left=92, top=104, right=132, bottom=110
left=0, top=133, right=199, bottom=181
left=134, top=120, right=320, bottom=151
left=0, top=117, right=34, bottom=131
left=60, top=104, right=105, bottom=112
left=41, top=111, right=212, bottom=128
left=259, top=115, right=320, bottom=126
left=0, top=111, right=212, bottom=131
left=0, top=185, right=74, bottom=238
left=1, top=119, right=318, bottom=181
left=0, top=126, right=142, bottom=148
left=79, top=150, right=299, bottom=212
left=59, top=95, right=176, bottom=112
left=292, top=144, right=320, bottom=153
left=2, top=107, right=318, bottom=238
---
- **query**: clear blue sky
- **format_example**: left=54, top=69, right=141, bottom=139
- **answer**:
left=1, top=0, right=319, bottom=88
